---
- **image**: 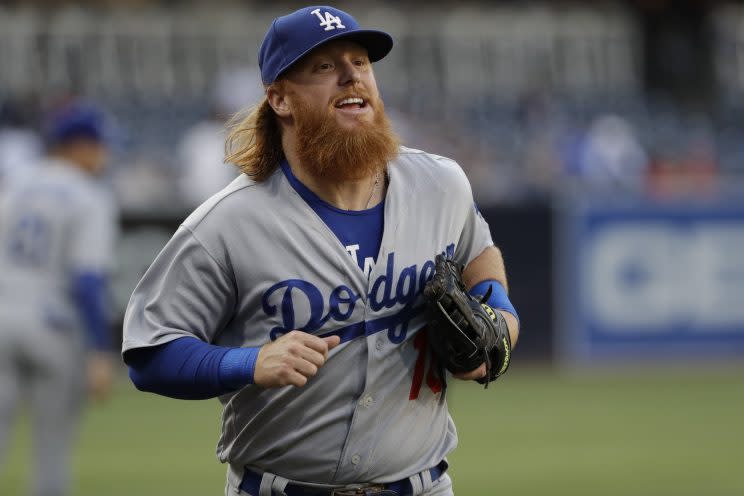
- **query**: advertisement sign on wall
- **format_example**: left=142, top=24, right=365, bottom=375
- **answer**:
left=557, top=197, right=744, bottom=365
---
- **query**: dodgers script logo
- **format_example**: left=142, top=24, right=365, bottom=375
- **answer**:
left=310, top=8, right=346, bottom=31
left=262, top=244, right=456, bottom=344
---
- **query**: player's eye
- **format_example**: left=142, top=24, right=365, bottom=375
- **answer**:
left=316, top=62, right=334, bottom=72
left=353, top=58, right=368, bottom=68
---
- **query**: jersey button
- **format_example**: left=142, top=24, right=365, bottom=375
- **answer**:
left=363, top=395, right=373, bottom=408
left=351, top=454, right=361, bottom=465
left=375, top=338, right=384, bottom=351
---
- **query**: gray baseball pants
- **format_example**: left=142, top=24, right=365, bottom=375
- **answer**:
left=0, top=313, right=85, bottom=496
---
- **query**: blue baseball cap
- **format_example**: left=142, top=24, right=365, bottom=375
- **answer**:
left=259, top=6, right=394, bottom=84
left=46, top=101, right=108, bottom=146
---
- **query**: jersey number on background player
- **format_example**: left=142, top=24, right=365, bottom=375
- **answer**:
left=7, top=213, right=50, bottom=267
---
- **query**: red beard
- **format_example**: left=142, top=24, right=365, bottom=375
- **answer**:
left=290, top=90, right=400, bottom=182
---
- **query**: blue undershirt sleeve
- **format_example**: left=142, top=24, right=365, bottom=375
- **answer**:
left=71, top=271, right=111, bottom=351
left=125, top=337, right=259, bottom=400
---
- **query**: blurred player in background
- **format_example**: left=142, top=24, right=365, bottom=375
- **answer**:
left=123, top=5, right=518, bottom=496
left=177, top=66, right=263, bottom=207
left=0, top=101, right=117, bottom=496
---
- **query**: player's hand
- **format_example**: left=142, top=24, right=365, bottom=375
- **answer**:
left=87, top=351, right=114, bottom=402
left=453, top=363, right=487, bottom=381
left=451, top=309, right=517, bottom=382
left=254, top=331, right=341, bottom=388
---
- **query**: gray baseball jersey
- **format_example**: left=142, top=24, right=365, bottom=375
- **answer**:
left=122, top=146, right=493, bottom=484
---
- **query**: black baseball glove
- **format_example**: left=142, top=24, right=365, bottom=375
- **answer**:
left=422, top=254, right=512, bottom=388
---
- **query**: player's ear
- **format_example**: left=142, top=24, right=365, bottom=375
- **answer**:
left=266, top=84, right=291, bottom=118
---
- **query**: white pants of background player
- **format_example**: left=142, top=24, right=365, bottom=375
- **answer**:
left=0, top=311, right=86, bottom=496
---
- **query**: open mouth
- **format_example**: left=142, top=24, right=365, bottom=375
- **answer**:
left=334, top=97, right=367, bottom=110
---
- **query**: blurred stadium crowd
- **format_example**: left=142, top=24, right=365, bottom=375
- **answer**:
left=2, top=1, right=743, bottom=212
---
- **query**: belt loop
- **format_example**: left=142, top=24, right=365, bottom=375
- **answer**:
left=227, top=465, right=244, bottom=495
left=258, top=472, right=275, bottom=496
left=420, top=468, right=434, bottom=492
left=407, top=473, right=424, bottom=496
left=271, top=474, right=289, bottom=496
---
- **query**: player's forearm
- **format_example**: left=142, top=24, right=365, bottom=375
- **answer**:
left=125, top=337, right=258, bottom=400
left=463, top=246, right=520, bottom=347
left=462, top=245, right=508, bottom=291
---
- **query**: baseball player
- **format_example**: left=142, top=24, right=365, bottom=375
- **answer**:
left=0, top=101, right=117, bottom=496
left=122, top=6, right=519, bottom=496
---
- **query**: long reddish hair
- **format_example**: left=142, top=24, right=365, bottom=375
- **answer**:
left=224, top=94, right=283, bottom=182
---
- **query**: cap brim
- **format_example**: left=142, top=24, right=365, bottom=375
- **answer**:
left=276, top=29, right=393, bottom=81
left=339, top=30, right=394, bottom=63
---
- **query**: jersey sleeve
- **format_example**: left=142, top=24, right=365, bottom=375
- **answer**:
left=122, top=226, right=236, bottom=354
left=452, top=168, right=494, bottom=267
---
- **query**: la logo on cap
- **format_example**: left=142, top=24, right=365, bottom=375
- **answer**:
left=311, top=8, right=346, bottom=31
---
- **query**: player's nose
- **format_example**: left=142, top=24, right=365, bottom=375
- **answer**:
left=338, top=60, right=362, bottom=86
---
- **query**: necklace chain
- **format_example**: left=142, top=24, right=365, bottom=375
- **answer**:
left=365, top=169, right=382, bottom=209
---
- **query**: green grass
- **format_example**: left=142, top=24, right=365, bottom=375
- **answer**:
left=0, top=382, right=225, bottom=496
left=446, top=364, right=744, bottom=496
left=1, top=364, right=743, bottom=495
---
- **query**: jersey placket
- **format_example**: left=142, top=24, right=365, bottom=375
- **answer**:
left=330, top=175, right=405, bottom=482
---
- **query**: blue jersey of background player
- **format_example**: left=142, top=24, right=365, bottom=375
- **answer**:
left=0, top=101, right=118, bottom=496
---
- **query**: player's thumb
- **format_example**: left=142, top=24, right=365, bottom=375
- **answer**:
left=323, top=335, right=341, bottom=349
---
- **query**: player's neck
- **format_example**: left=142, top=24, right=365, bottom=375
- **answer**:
left=50, top=148, right=103, bottom=177
left=289, top=161, right=384, bottom=211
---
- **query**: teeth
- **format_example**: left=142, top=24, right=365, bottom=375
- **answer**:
left=337, top=97, right=364, bottom=107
